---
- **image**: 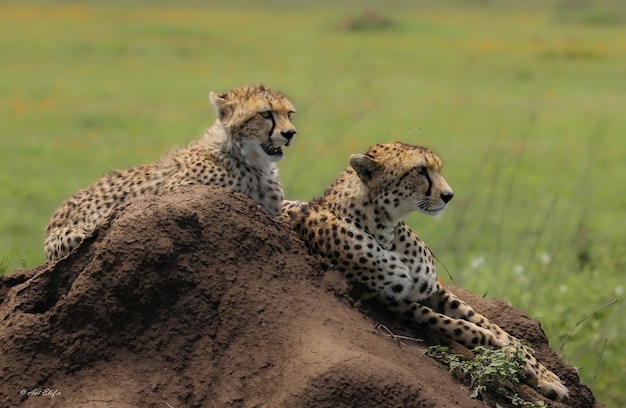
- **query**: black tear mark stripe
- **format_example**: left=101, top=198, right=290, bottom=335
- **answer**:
left=242, top=112, right=275, bottom=140
left=424, top=170, right=433, bottom=197
left=268, top=112, right=275, bottom=139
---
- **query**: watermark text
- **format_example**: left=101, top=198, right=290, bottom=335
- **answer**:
left=20, top=388, right=62, bottom=398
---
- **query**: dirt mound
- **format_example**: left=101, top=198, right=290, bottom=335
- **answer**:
left=0, top=186, right=600, bottom=408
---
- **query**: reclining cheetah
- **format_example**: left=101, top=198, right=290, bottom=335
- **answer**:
left=280, top=142, right=568, bottom=401
left=45, top=84, right=296, bottom=262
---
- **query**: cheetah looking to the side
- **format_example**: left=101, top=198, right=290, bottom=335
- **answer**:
left=280, top=142, right=568, bottom=401
left=45, top=84, right=296, bottom=262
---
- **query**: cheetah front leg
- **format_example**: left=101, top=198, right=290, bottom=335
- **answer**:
left=418, top=286, right=569, bottom=401
left=423, top=284, right=513, bottom=345
left=392, top=223, right=568, bottom=401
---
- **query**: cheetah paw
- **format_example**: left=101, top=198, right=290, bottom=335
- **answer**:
left=534, top=367, right=569, bottom=401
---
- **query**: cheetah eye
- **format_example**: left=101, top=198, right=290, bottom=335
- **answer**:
left=287, top=110, right=295, bottom=119
left=416, top=166, right=428, bottom=176
left=259, top=111, right=273, bottom=119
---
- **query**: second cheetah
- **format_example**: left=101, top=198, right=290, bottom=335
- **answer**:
left=45, top=84, right=296, bottom=262
left=280, top=142, right=568, bottom=401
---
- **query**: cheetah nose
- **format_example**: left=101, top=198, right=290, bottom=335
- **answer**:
left=281, top=129, right=296, bottom=141
left=440, top=191, right=454, bottom=203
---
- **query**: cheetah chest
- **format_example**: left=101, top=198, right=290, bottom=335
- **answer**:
left=235, top=165, right=282, bottom=215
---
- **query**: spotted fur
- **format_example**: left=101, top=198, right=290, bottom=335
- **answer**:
left=45, top=84, right=296, bottom=261
left=280, top=142, right=568, bottom=401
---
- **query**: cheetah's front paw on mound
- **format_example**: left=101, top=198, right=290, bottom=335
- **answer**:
left=529, top=363, right=569, bottom=401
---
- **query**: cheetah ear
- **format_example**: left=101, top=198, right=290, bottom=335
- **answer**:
left=349, top=154, right=381, bottom=183
left=209, top=91, right=231, bottom=121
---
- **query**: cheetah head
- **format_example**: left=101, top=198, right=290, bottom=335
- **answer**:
left=209, top=84, right=296, bottom=163
left=349, top=142, right=454, bottom=221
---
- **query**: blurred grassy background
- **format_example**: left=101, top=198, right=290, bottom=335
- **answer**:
left=1, top=1, right=624, bottom=405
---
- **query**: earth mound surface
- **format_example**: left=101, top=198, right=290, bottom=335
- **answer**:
left=0, top=186, right=600, bottom=407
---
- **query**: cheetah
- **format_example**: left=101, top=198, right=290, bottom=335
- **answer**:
left=280, top=142, right=568, bottom=401
left=45, top=84, right=296, bottom=262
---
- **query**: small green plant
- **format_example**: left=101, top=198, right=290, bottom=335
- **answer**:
left=359, top=291, right=379, bottom=301
left=425, top=342, right=547, bottom=407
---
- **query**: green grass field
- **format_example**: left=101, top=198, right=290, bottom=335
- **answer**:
left=1, top=1, right=624, bottom=406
